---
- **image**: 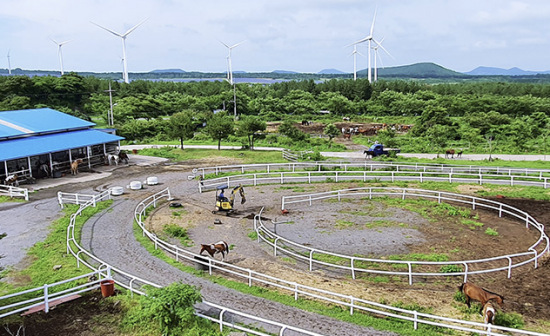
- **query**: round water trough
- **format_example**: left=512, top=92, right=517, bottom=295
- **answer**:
left=146, top=176, right=158, bottom=185
left=129, top=181, right=142, bottom=190
left=110, top=186, right=124, bottom=196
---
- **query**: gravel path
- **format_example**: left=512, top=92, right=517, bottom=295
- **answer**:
left=76, top=170, right=397, bottom=336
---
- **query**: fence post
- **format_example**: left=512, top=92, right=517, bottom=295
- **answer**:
left=463, top=262, right=469, bottom=283
left=350, top=296, right=354, bottom=315
left=408, top=263, right=413, bottom=285
left=414, top=311, right=418, bottom=330
left=309, top=250, right=314, bottom=271
left=219, top=310, right=225, bottom=332
left=294, top=282, right=298, bottom=300
left=350, top=257, right=355, bottom=279
left=44, top=284, right=49, bottom=313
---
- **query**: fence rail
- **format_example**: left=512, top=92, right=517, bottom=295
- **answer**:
left=57, top=189, right=112, bottom=209
left=0, top=184, right=29, bottom=201
left=247, top=188, right=549, bottom=284
left=198, top=169, right=550, bottom=194
left=0, top=269, right=110, bottom=319
left=194, top=161, right=550, bottom=180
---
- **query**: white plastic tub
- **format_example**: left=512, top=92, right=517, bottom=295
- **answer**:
left=110, top=186, right=124, bottom=196
left=129, top=181, right=142, bottom=190
left=146, top=176, right=158, bottom=185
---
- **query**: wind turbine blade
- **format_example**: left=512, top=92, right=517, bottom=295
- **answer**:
left=50, top=37, right=59, bottom=45
left=345, top=37, right=371, bottom=47
left=230, top=40, right=247, bottom=49
left=370, top=10, right=377, bottom=36
left=217, top=39, right=231, bottom=49
left=123, top=17, right=149, bottom=37
left=59, top=40, right=72, bottom=46
left=377, top=50, right=385, bottom=69
left=374, top=39, right=394, bottom=59
left=91, top=21, right=123, bottom=37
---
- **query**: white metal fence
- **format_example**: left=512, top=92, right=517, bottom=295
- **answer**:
left=133, top=188, right=550, bottom=336
left=194, top=161, right=550, bottom=180
left=0, top=184, right=29, bottom=201
left=248, top=187, right=549, bottom=284
left=57, top=189, right=112, bottom=209
left=0, top=269, right=111, bottom=319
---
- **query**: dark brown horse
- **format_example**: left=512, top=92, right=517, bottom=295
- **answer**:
left=445, top=149, right=455, bottom=159
left=483, top=301, right=496, bottom=324
left=200, top=241, right=229, bottom=261
left=458, top=282, right=504, bottom=314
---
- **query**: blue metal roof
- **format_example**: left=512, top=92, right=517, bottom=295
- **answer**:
left=0, top=108, right=95, bottom=139
left=0, top=129, right=123, bottom=161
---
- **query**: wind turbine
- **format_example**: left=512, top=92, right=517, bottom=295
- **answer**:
left=51, top=38, right=72, bottom=76
left=372, top=37, right=393, bottom=82
left=219, top=40, right=246, bottom=85
left=6, top=50, right=11, bottom=75
left=348, top=11, right=381, bottom=83
left=348, top=45, right=365, bottom=81
left=91, top=18, right=148, bottom=84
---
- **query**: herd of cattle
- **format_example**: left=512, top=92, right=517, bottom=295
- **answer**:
left=341, top=123, right=413, bottom=136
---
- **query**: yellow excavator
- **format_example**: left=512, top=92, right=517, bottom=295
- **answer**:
left=212, top=184, right=246, bottom=215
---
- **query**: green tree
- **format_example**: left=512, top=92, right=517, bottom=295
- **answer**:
left=236, top=115, right=266, bottom=149
left=168, top=111, right=196, bottom=149
left=426, top=124, right=450, bottom=157
left=278, top=120, right=308, bottom=142
left=203, top=112, right=235, bottom=150
left=323, top=123, right=341, bottom=148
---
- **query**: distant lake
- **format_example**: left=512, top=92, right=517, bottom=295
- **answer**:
left=150, top=78, right=291, bottom=84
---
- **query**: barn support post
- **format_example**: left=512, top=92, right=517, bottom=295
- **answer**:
left=86, top=146, right=91, bottom=170
left=4, top=161, right=8, bottom=178
left=49, top=153, right=53, bottom=176
left=68, top=149, right=72, bottom=164
left=27, top=157, right=32, bottom=177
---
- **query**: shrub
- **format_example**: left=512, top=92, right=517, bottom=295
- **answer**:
left=494, top=311, right=525, bottom=328
left=123, top=283, right=219, bottom=336
left=440, top=265, right=463, bottom=273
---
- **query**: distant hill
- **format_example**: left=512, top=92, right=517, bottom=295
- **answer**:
left=464, top=66, right=550, bottom=76
left=150, top=69, right=186, bottom=73
left=318, top=68, right=346, bottom=75
left=361, top=62, right=464, bottom=78
left=272, top=70, right=299, bottom=74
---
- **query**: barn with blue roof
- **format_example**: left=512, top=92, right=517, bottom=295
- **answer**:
left=0, top=108, right=124, bottom=182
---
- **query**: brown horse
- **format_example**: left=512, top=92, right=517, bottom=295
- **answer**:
left=458, top=282, right=504, bottom=314
left=343, top=132, right=351, bottom=140
left=71, top=159, right=83, bottom=175
left=200, top=241, right=229, bottom=261
left=445, top=149, right=455, bottom=159
left=456, top=150, right=463, bottom=158
left=3, top=174, right=18, bottom=186
left=483, top=300, right=496, bottom=324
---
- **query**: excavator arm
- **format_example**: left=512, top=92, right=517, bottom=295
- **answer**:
left=229, top=185, right=246, bottom=206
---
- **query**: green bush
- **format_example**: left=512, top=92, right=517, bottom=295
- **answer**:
left=494, top=311, right=525, bottom=328
left=439, top=265, right=463, bottom=273
left=122, top=283, right=220, bottom=336
left=485, top=228, right=499, bottom=236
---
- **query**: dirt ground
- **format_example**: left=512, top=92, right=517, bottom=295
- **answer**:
left=145, top=177, right=550, bottom=330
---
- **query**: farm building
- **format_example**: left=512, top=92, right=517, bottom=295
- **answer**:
left=0, top=108, right=123, bottom=183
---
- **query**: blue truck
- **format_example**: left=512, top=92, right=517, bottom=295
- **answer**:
left=364, top=143, right=401, bottom=158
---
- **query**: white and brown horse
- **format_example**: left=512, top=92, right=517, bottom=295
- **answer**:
left=3, top=174, right=19, bottom=186
left=71, top=159, right=83, bottom=175
left=458, top=282, right=504, bottom=315
left=199, top=241, right=229, bottom=261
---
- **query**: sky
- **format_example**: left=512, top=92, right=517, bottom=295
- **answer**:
left=1, top=0, right=550, bottom=74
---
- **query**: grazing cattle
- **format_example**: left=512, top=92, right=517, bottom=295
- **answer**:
left=3, top=174, right=19, bottom=186
left=343, top=132, right=351, bottom=140
left=39, top=163, right=50, bottom=178
left=71, top=159, right=83, bottom=175
left=458, top=282, right=504, bottom=315
left=445, top=149, right=455, bottom=159
left=342, top=117, right=350, bottom=121
left=483, top=301, right=496, bottom=324
left=199, top=241, right=229, bottom=261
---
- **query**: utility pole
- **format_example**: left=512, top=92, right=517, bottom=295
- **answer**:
left=104, top=82, right=115, bottom=126
left=233, top=83, right=237, bottom=120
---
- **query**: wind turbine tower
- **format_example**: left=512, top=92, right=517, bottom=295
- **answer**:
left=6, top=50, right=11, bottom=75
left=348, top=45, right=365, bottom=81
left=91, top=18, right=148, bottom=84
left=51, top=38, right=72, bottom=76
